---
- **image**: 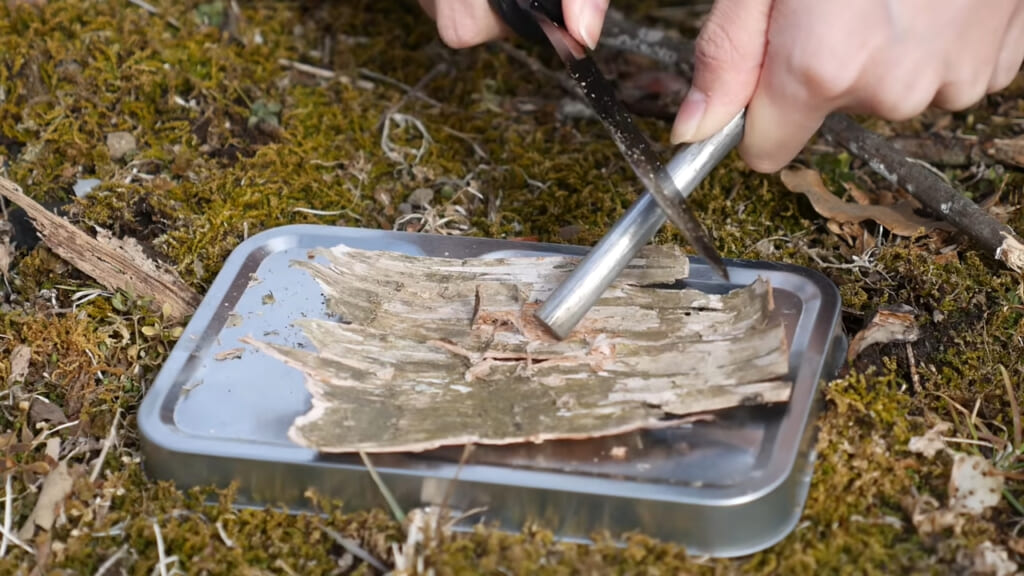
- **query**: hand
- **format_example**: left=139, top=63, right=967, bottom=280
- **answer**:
left=670, top=0, right=1024, bottom=173
left=415, top=0, right=610, bottom=50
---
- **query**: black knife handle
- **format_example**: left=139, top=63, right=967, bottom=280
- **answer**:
left=488, top=0, right=566, bottom=44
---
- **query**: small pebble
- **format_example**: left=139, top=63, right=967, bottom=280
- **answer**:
left=407, top=187, right=434, bottom=208
left=106, top=131, right=137, bottom=161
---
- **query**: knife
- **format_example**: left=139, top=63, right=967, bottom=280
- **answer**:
left=488, top=0, right=730, bottom=281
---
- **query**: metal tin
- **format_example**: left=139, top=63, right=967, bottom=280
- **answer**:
left=138, top=224, right=847, bottom=558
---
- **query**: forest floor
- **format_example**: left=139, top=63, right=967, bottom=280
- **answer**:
left=2, top=0, right=1024, bottom=574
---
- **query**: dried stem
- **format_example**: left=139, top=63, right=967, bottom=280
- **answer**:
left=1002, top=365, right=1022, bottom=451
left=376, top=62, right=449, bottom=132
left=94, top=545, right=128, bottom=576
left=0, top=474, right=10, bottom=558
left=90, top=408, right=120, bottom=483
left=358, top=451, right=405, bottom=524
left=319, top=525, right=388, bottom=573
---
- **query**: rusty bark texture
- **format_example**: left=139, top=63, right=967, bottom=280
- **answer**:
left=244, top=244, right=792, bottom=453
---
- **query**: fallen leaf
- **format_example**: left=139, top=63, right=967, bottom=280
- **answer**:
left=780, top=167, right=954, bottom=237
left=964, top=541, right=1018, bottom=576
left=847, top=304, right=921, bottom=362
left=949, top=453, right=1004, bottom=515
left=29, top=397, right=68, bottom=427
left=843, top=182, right=876, bottom=206
left=18, top=460, right=74, bottom=540
left=908, top=422, right=952, bottom=459
left=215, top=347, right=244, bottom=361
left=7, top=344, right=30, bottom=384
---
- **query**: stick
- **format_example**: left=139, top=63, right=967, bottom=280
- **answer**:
left=818, top=114, right=1024, bottom=272
left=0, top=177, right=201, bottom=322
left=494, top=42, right=582, bottom=99
left=319, top=525, right=388, bottom=573
left=278, top=58, right=345, bottom=81
left=375, top=62, right=449, bottom=132
left=358, top=451, right=405, bottom=524
left=601, top=8, right=694, bottom=75
left=0, top=490, right=33, bottom=556
left=1002, top=365, right=1022, bottom=451
left=357, top=68, right=443, bottom=108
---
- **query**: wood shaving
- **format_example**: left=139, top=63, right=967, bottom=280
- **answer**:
left=214, top=348, right=244, bottom=361
left=848, top=305, right=921, bottom=362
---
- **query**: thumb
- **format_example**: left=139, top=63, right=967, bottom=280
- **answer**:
left=671, top=0, right=773, bottom=144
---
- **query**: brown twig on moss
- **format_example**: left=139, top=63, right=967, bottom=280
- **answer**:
left=818, top=113, right=1024, bottom=273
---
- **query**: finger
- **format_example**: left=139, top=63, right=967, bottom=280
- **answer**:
left=932, top=1, right=1016, bottom=109
left=562, top=0, right=610, bottom=50
left=434, top=0, right=508, bottom=48
left=989, top=1, right=1024, bottom=92
left=737, top=62, right=834, bottom=173
left=735, top=0, right=899, bottom=171
left=669, top=0, right=773, bottom=145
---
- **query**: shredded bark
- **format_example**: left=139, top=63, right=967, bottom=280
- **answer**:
left=243, top=244, right=792, bottom=454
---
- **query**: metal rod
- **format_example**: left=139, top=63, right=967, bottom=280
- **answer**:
left=535, top=110, right=747, bottom=340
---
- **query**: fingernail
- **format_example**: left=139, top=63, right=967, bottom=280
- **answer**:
left=671, top=88, right=707, bottom=144
left=577, top=0, right=605, bottom=50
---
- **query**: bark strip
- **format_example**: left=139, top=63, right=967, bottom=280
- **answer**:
left=244, top=245, right=792, bottom=454
left=0, top=176, right=200, bottom=322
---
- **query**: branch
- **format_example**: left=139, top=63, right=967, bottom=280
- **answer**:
left=818, top=114, right=1024, bottom=272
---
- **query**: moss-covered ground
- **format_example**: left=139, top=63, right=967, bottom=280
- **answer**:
left=1, top=0, right=1024, bottom=573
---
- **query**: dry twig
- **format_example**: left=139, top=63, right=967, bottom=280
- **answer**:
left=818, top=114, right=1024, bottom=273
left=319, top=525, right=388, bottom=573
left=94, top=545, right=128, bottom=576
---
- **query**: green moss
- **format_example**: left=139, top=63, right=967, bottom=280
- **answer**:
left=1, top=0, right=1024, bottom=573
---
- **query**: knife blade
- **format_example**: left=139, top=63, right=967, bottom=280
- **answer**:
left=489, top=0, right=730, bottom=281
